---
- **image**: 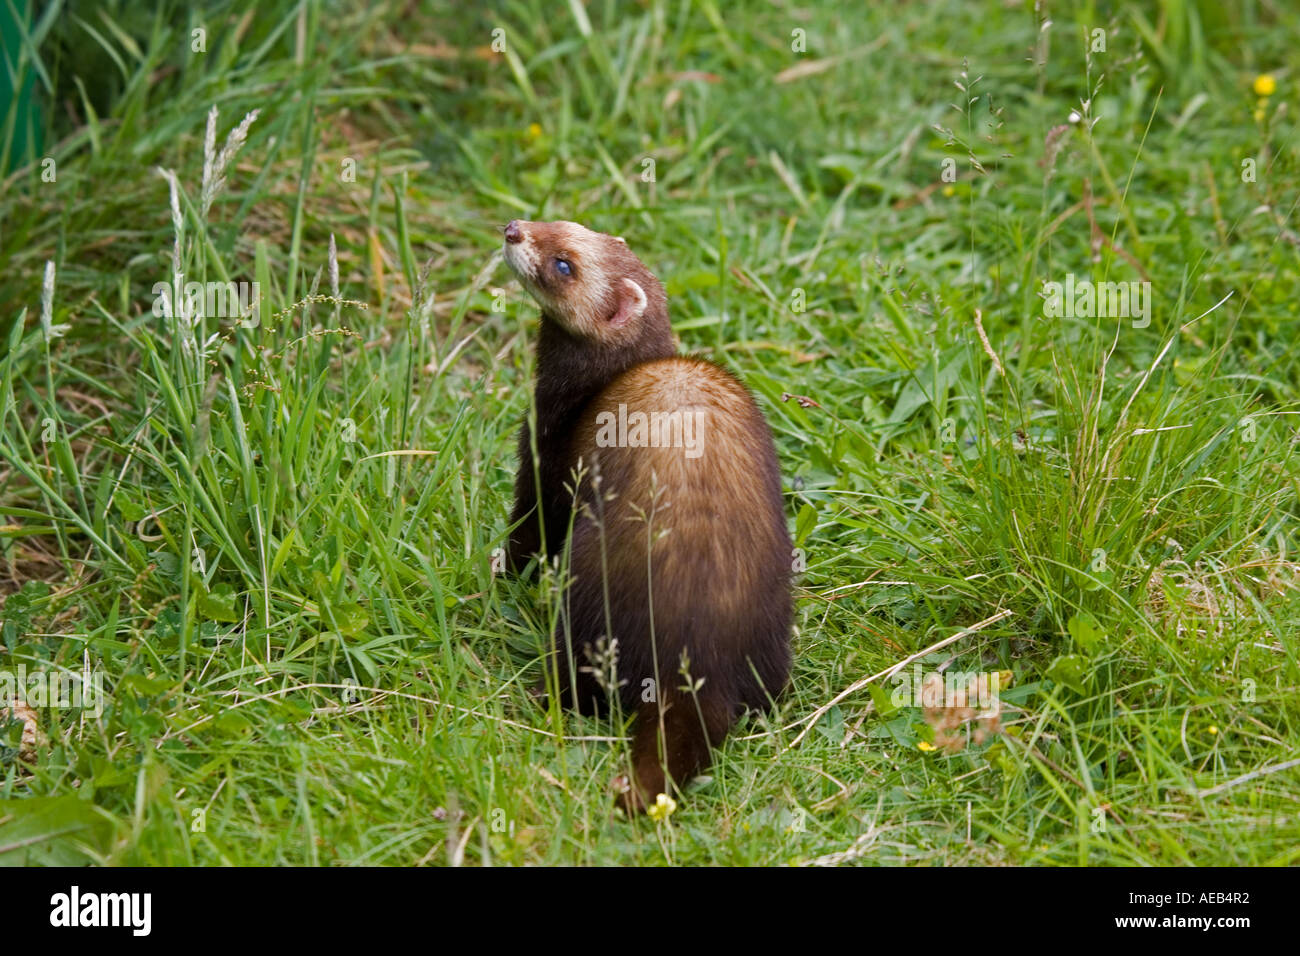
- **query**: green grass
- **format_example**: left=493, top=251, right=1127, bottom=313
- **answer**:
left=1, top=0, right=1298, bottom=865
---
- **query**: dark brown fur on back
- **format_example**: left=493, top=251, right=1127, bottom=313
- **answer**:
left=502, top=220, right=792, bottom=812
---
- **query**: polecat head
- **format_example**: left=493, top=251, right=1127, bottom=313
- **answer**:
left=502, top=219, right=670, bottom=344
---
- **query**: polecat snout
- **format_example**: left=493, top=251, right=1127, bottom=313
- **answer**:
left=502, top=219, right=793, bottom=813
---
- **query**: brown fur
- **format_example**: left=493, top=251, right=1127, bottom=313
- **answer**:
left=502, top=220, right=792, bottom=813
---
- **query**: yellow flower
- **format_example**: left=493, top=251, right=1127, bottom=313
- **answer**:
left=1253, top=74, right=1276, bottom=97
left=526, top=122, right=543, bottom=140
left=647, top=792, right=677, bottom=820
left=917, top=741, right=937, bottom=752
left=942, top=185, right=956, bottom=197
left=1208, top=725, right=1219, bottom=735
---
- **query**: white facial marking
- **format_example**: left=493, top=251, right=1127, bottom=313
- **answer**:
left=502, top=228, right=541, bottom=278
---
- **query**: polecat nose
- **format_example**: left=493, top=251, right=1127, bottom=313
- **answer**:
left=504, top=220, right=524, bottom=244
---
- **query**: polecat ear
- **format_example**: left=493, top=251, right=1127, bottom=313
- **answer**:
left=609, top=278, right=647, bottom=328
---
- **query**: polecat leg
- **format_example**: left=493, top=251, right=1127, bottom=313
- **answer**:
left=538, top=643, right=605, bottom=716
left=619, top=689, right=733, bottom=814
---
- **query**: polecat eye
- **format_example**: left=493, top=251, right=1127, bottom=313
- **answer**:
left=554, top=258, right=573, bottom=276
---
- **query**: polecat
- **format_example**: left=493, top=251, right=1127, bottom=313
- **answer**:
left=501, top=219, right=792, bottom=813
